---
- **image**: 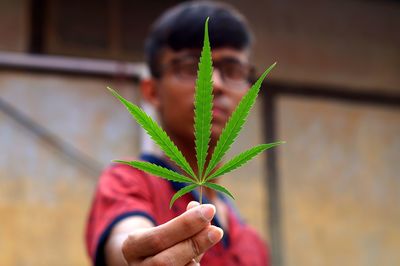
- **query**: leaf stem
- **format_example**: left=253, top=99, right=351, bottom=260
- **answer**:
left=199, top=185, right=203, bottom=204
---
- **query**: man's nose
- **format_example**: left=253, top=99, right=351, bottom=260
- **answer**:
left=212, top=69, right=225, bottom=93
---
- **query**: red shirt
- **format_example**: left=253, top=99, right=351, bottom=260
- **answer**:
left=85, top=154, right=270, bottom=265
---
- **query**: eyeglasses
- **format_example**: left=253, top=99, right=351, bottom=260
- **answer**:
left=159, top=55, right=255, bottom=90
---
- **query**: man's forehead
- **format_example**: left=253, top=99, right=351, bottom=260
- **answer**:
left=160, top=47, right=250, bottom=63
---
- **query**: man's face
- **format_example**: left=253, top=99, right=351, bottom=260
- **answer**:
left=151, top=47, right=252, bottom=145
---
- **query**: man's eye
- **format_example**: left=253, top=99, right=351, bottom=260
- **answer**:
left=179, top=63, right=198, bottom=77
left=223, top=65, right=247, bottom=80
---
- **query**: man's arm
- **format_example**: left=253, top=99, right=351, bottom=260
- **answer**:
left=105, top=216, right=154, bottom=265
left=105, top=203, right=223, bottom=266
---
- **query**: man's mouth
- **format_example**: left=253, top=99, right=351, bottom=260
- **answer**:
left=212, top=106, right=228, bottom=121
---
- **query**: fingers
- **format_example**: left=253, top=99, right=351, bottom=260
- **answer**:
left=122, top=204, right=216, bottom=259
left=142, top=225, right=223, bottom=266
left=186, top=201, right=202, bottom=264
left=185, top=259, right=200, bottom=266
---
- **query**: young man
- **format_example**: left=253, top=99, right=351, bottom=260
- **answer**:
left=86, top=2, right=270, bottom=265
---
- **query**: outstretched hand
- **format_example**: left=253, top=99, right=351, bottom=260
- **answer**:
left=120, top=202, right=223, bottom=266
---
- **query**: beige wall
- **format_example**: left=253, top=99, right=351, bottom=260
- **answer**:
left=278, top=96, right=400, bottom=266
left=226, top=0, right=400, bottom=94
left=0, top=70, right=140, bottom=265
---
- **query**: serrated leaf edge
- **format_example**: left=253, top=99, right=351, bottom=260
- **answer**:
left=114, top=160, right=194, bottom=183
left=206, top=141, right=284, bottom=181
left=203, top=182, right=235, bottom=199
left=204, top=63, right=277, bottom=178
left=194, top=17, right=213, bottom=180
left=107, top=87, right=196, bottom=180
left=170, top=184, right=199, bottom=208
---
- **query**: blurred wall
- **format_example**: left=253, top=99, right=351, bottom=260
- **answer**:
left=228, top=0, right=400, bottom=93
left=224, top=0, right=400, bottom=265
left=0, top=0, right=399, bottom=266
left=0, top=0, right=30, bottom=52
left=278, top=96, right=400, bottom=266
left=0, top=70, right=140, bottom=265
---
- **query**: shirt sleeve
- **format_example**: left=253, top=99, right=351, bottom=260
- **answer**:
left=85, top=162, right=157, bottom=266
left=229, top=225, right=270, bottom=266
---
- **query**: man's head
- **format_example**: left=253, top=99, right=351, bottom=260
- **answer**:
left=141, top=1, right=254, bottom=147
left=145, top=1, right=253, bottom=78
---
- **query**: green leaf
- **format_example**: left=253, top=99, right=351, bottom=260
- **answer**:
left=204, top=63, right=277, bottom=178
left=113, top=160, right=194, bottom=184
left=170, top=184, right=199, bottom=209
left=203, top=182, right=234, bottom=200
left=107, top=87, right=196, bottom=180
left=206, top=141, right=284, bottom=181
left=194, top=18, right=213, bottom=179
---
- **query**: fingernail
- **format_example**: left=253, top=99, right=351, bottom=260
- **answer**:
left=188, top=201, right=200, bottom=210
left=200, top=204, right=215, bottom=222
left=208, top=227, right=223, bottom=243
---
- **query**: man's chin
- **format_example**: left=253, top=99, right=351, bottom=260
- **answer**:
left=211, top=125, right=224, bottom=140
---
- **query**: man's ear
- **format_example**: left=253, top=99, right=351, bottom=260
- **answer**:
left=140, top=78, right=161, bottom=109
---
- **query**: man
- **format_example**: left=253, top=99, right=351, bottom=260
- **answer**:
left=86, top=2, right=270, bottom=265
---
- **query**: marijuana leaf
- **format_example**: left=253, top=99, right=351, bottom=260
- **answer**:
left=107, top=87, right=196, bottom=180
left=109, top=18, right=284, bottom=208
left=203, top=182, right=234, bottom=199
left=205, top=142, right=285, bottom=182
left=114, top=160, right=195, bottom=183
left=170, top=184, right=199, bottom=209
left=194, top=17, right=213, bottom=180
left=203, top=63, right=276, bottom=178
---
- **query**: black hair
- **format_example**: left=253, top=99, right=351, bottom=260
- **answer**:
left=145, top=1, right=253, bottom=78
